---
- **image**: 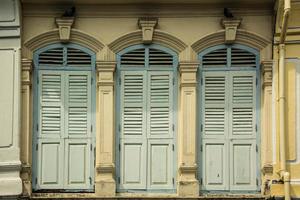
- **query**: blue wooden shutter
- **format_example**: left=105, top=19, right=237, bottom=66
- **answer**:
left=37, top=71, right=64, bottom=189
left=120, top=71, right=147, bottom=189
left=147, top=71, right=174, bottom=189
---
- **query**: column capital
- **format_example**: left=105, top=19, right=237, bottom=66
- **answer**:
left=21, top=58, right=33, bottom=86
left=261, top=60, right=273, bottom=88
left=96, top=61, right=116, bottom=86
left=179, top=61, right=199, bottom=73
left=96, top=61, right=116, bottom=72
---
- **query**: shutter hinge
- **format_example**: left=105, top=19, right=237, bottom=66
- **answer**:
left=119, top=144, right=121, bottom=151
left=119, top=77, right=121, bottom=85
left=173, top=77, right=175, bottom=85
left=91, top=125, right=93, bottom=132
left=201, top=124, right=203, bottom=132
left=200, top=178, right=203, bottom=185
left=255, top=124, right=258, bottom=132
left=256, top=144, right=258, bottom=152
left=35, top=177, right=37, bottom=186
left=36, top=124, right=39, bottom=132
left=91, top=77, right=93, bottom=84
left=119, top=124, right=121, bottom=132
left=90, top=144, right=93, bottom=151
left=256, top=178, right=259, bottom=186
left=37, top=77, right=39, bottom=84
left=256, top=78, right=258, bottom=86
left=200, top=144, right=203, bottom=152
left=172, top=178, right=175, bottom=185
left=172, top=144, right=175, bottom=151
left=201, top=77, right=203, bottom=85
left=36, top=144, right=38, bottom=151
left=172, top=124, right=175, bottom=131
left=89, top=177, right=92, bottom=185
left=118, top=177, right=120, bottom=184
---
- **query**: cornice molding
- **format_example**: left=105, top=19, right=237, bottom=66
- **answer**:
left=108, top=29, right=187, bottom=53
left=191, top=29, right=271, bottom=53
left=23, top=28, right=105, bottom=58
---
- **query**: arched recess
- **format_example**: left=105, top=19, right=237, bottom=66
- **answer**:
left=23, top=29, right=105, bottom=59
left=191, top=29, right=271, bottom=60
left=108, top=29, right=187, bottom=55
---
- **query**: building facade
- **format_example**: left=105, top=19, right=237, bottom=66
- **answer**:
left=0, top=0, right=299, bottom=199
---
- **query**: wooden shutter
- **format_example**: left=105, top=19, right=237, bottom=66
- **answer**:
left=64, top=72, right=92, bottom=189
left=38, top=47, right=64, bottom=66
left=37, top=71, right=64, bottom=189
left=120, top=71, right=147, bottom=189
left=147, top=71, right=173, bottom=189
left=202, top=48, right=227, bottom=68
left=229, top=71, right=257, bottom=190
left=201, top=72, right=229, bottom=190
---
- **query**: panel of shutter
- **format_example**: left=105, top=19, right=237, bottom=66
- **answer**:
left=39, top=47, right=64, bottom=66
left=202, top=72, right=227, bottom=137
left=121, top=71, right=146, bottom=138
left=231, top=48, right=256, bottom=68
left=67, top=48, right=92, bottom=66
left=39, top=71, right=64, bottom=138
left=120, top=48, right=145, bottom=67
left=65, top=72, right=91, bottom=138
left=229, top=72, right=256, bottom=138
left=149, top=48, right=173, bottom=67
left=147, top=71, right=173, bottom=138
left=202, top=48, right=227, bottom=68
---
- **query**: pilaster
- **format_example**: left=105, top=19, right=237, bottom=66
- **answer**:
left=20, top=58, right=33, bottom=196
left=261, top=60, right=274, bottom=194
left=95, top=61, right=116, bottom=196
left=178, top=61, right=199, bottom=197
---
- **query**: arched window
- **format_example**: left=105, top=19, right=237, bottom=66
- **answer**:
left=116, top=44, right=177, bottom=192
left=32, top=43, right=96, bottom=191
left=198, top=44, right=260, bottom=192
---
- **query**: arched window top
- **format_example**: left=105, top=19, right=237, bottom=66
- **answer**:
left=117, top=44, right=177, bottom=70
left=34, top=43, right=95, bottom=70
left=199, top=44, right=259, bottom=69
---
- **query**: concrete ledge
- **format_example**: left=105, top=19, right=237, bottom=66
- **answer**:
left=0, top=177, right=22, bottom=196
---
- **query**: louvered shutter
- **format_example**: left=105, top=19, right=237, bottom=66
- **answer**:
left=37, top=71, right=64, bottom=189
left=229, top=71, right=257, bottom=190
left=202, top=72, right=229, bottom=190
left=202, top=48, right=227, bottom=68
left=120, top=71, right=147, bottom=189
left=64, top=71, right=92, bottom=189
left=147, top=71, right=173, bottom=189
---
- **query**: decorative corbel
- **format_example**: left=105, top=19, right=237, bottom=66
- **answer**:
left=221, top=18, right=242, bottom=44
left=138, top=18, right=158, bottom=44
left=55, top=17, right=75, bottom=42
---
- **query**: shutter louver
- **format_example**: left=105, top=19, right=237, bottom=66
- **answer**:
left=231, top=48, right=256, bottom=68
left=149, top=48, right=173, bottom=67
left=149, top=72, right=172, bottom=137
left=231, top=74, right=255, bottom=136
left=202, top=48, right=227, bottom=67
left=39, top=72, right=63, bottom=137
left=66, top=72, right=91, bottom=136
left=67, top=48, right=92, bottom=66
left=39, top=48, right=64, bottom=66
left=122, top=72, right=145, bottom=136
left=203, top=74, right=226, bottom=136
left=121, top=49, right=145, bottom=67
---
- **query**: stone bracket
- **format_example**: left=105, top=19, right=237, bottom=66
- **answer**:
left=55, top=17, right=75, bottom=42
left=138, top=18, right=158, bottom=44
left=21, top=58, right=33, bottom=86
left=221, top=18, right=242, bottom=44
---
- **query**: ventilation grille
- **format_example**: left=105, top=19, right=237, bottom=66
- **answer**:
left=39, top=48, right=64, bottom=66
left=38, top=47, right=92, bottom=66
left=121, top=49, right=145, bottom=67
left=202, top=48, right=227, bottom=67
left=67, top=48, right=91, bottom=66
left=231, top=48, right=256, bottom=67
left=149, top=48, right=173, bottom=67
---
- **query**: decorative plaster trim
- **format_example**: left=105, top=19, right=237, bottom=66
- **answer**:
left=138, top=18, right=158, bottom=44
left=0, top=161, right=21, bottom=171
left=179, top=61, right=199, bottom=73
left=179, top=164, right=198, bottom=173
left=96, top=61, right=116, bottom=72
left=55, top=17, right=74, bottom=42
left=24, top=29, right=104, bottom=58
left=108, top=29, right=187, bottom=53
left=221, top=18, right=242, bottom=44
left=96, top=164, right=115, bottom=174
left=261, top=60, right=273, bottom=88
left=191, top=29, right=271, bottom=53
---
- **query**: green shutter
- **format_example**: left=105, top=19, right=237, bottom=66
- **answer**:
left=120, top=71, right=147, bottom=189
left=37, top=71, right=64, bottom=189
